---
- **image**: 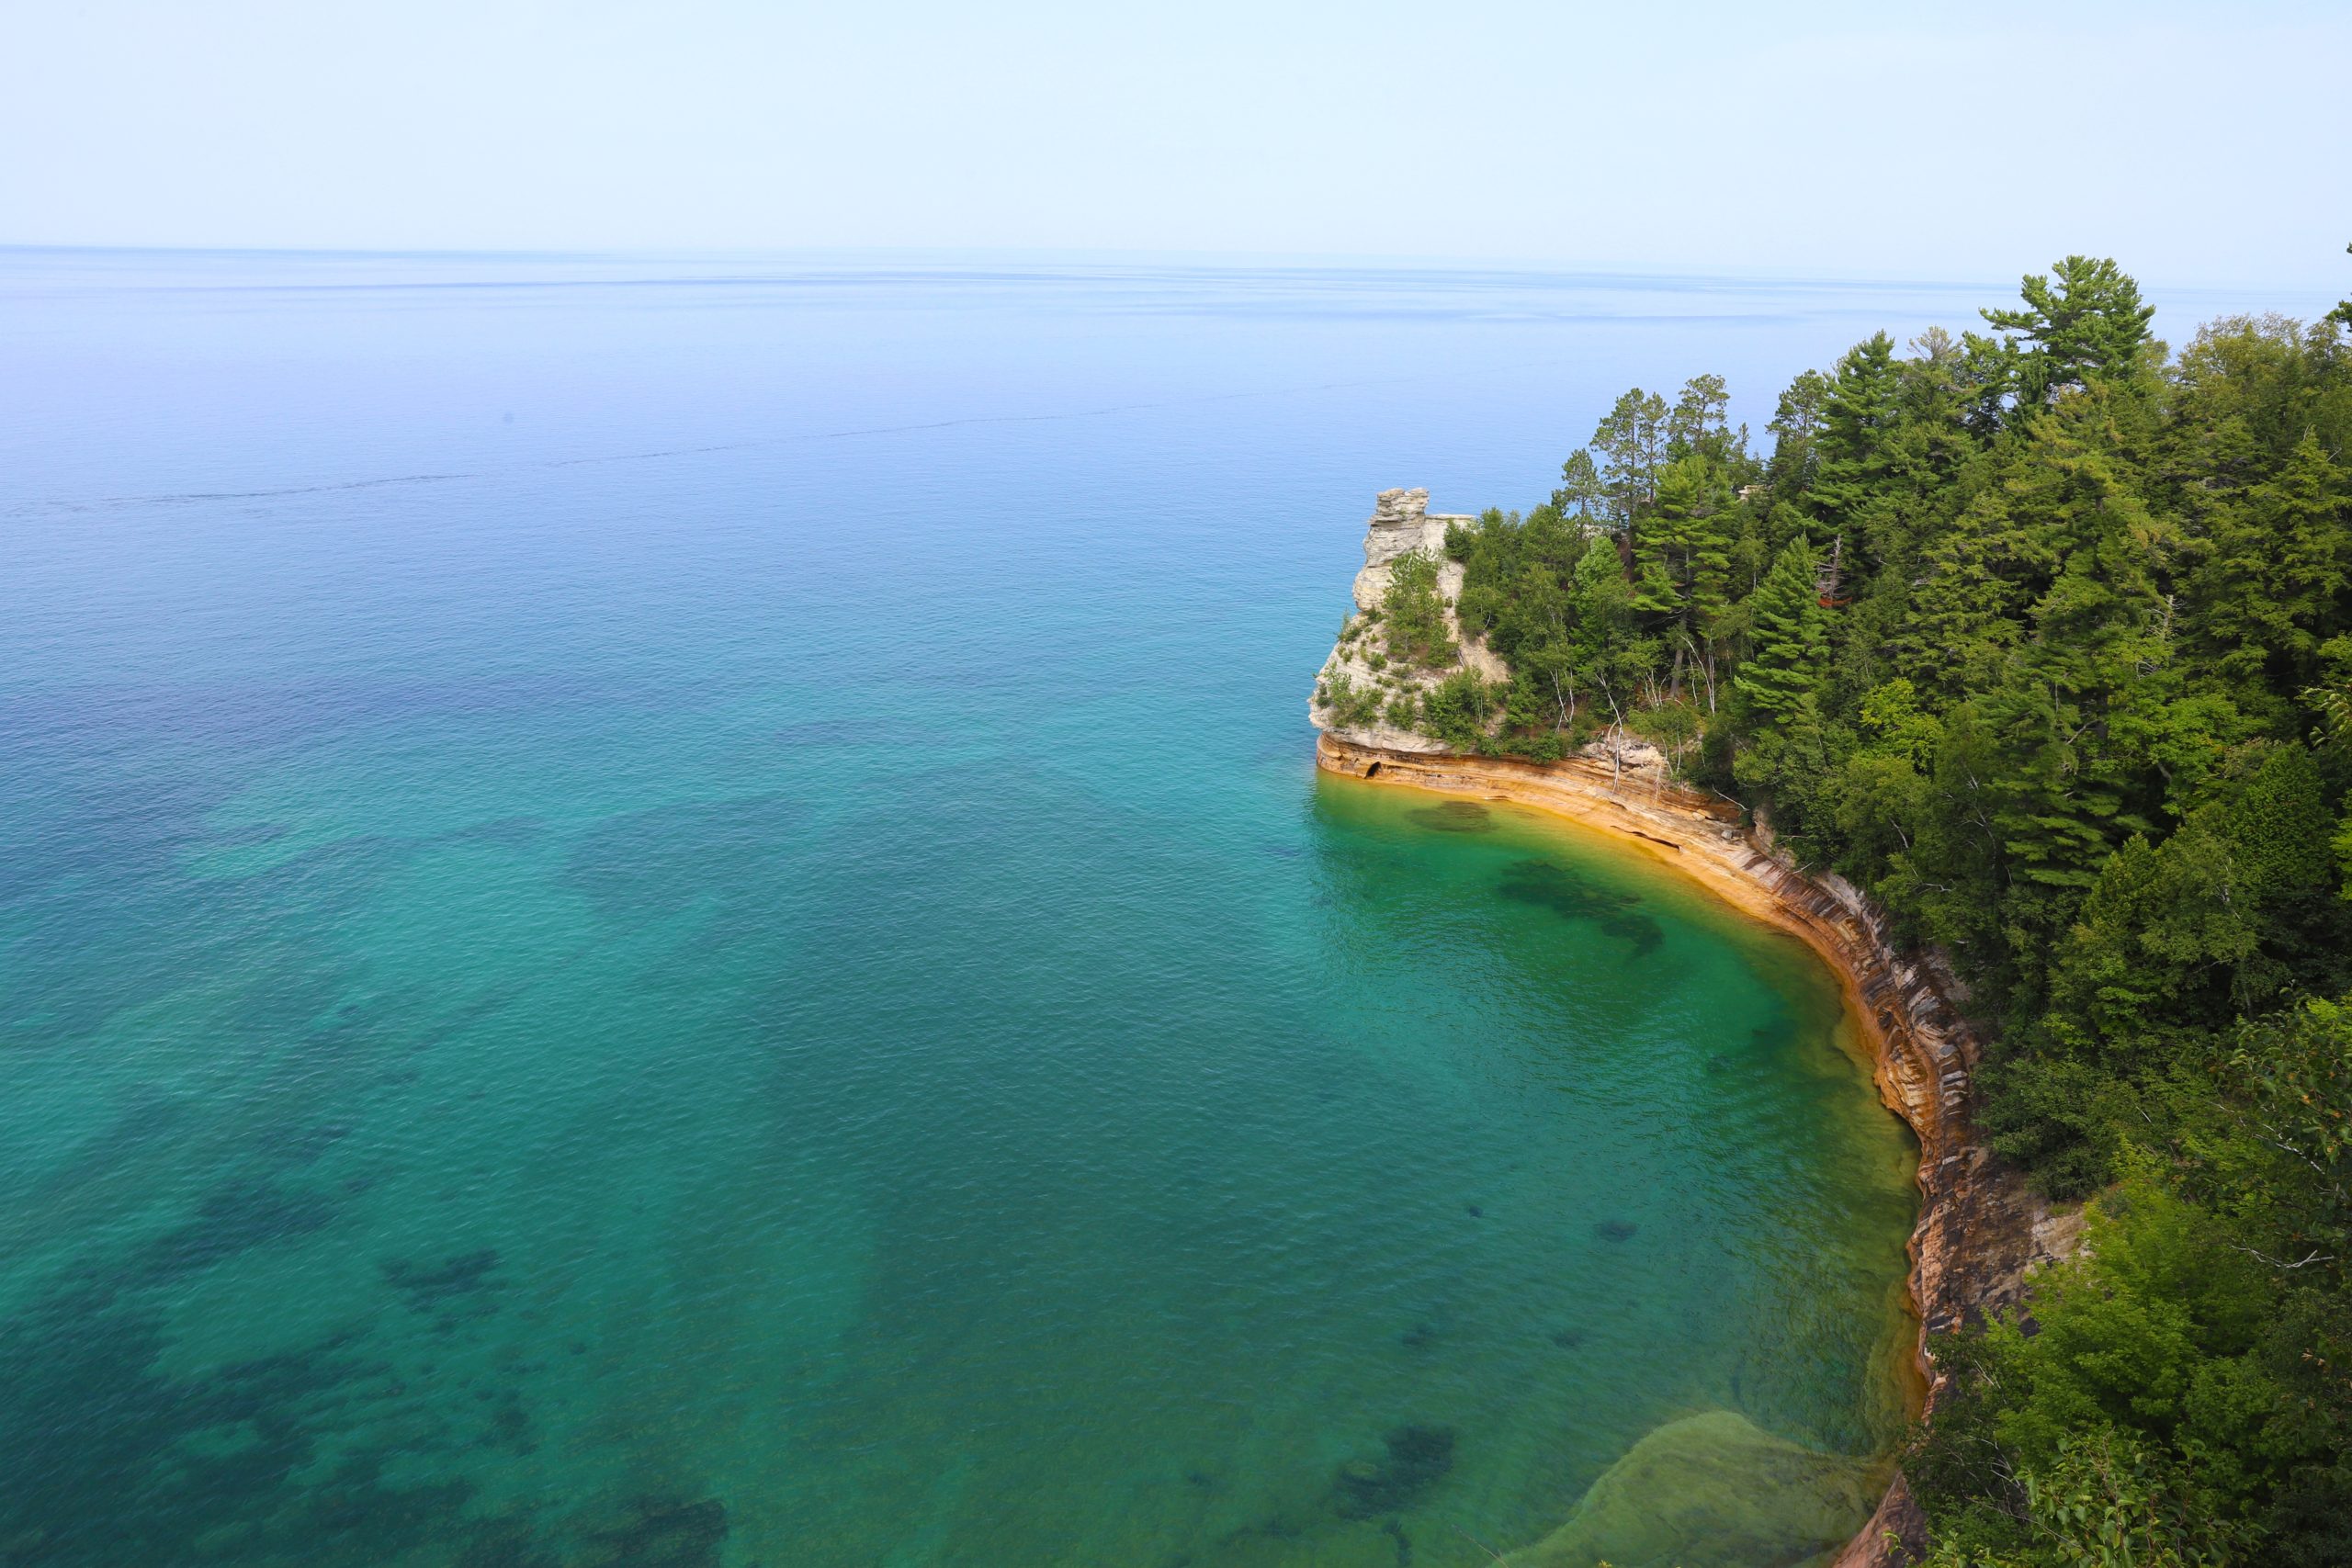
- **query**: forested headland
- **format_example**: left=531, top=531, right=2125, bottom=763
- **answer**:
left=1351, top=257, right=2352, bottom=1564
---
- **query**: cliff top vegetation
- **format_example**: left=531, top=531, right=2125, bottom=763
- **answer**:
left=1362, top=253, right=2352, bottom=1564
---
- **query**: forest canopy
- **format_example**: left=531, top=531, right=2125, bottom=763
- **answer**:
left=1410, top=256, right=2352, bottom=1564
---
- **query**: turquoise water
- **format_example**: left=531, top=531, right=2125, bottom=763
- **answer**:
left=0, top=252, right=1946, bottom=1566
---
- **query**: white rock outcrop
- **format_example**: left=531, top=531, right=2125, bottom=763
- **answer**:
left=1307, top=488, right=1505, bottom=752
left=1350, top=486, right=1457, bottom=613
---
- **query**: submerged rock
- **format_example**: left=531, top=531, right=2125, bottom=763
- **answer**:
left=1500, top=1410, right=1882, bottom=1568
left=1333, top=1424, right=1456, bottom=1519
left=1408, top=800, right=1496, bottom=832
left=586, top=1495, right=728, bottom=1568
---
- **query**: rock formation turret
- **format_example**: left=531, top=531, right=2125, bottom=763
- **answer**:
left=1307, top=488, right=1506, bottom=752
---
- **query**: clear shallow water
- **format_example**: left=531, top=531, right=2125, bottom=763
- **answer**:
left=0, top=251, right=1952, bottom=1566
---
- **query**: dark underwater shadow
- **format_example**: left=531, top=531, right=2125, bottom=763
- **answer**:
left=1496, top=859, right=1663, bottom=956
left=1406, top=800, right=1499, bottom=833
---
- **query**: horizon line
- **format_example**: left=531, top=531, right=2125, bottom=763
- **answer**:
left=2, top=241, right=2332, bottom=301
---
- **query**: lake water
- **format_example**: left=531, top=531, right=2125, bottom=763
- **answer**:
left=0, top=250, right=2064, bottom=1566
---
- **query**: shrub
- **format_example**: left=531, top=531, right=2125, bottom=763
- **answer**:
left=1418, top=671, right=1496, bottom=751
left=1383, top=550, right=1458, bottom=669
left=1318, top=671, right=1384, bottom=729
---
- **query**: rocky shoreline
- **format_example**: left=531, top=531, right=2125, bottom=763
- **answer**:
left=1315, top=731, right=2074, bottom=1566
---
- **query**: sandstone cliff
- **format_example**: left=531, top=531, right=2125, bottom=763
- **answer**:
left=1310, top=488, right=1667, bottom=777
left=1308, top=491, right=2073, bottom=1567
left=1307, top=487, right=1509, bottom=753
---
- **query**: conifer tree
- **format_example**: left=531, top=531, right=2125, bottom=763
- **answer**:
left=1766, top=367, right=1833, bottom=500
left=1589, top=388, right=1668, bottom=523
left=2188, top=432, right=2352, bottom=702
left=1734, top=536, right=1826, bottom=721
left=1564, top=536, right=1634, bottom=718
left=1808, top=333, right=1901, bottom=543
left=1627, top=455, right=1737, bottom=700
left=1980, top=254, right=2158, bottom=414
left=1667, top=373, right=1746, bottom=465
left=1899, top=491, right=2041, bottom=702
left=1551, top=448, right=1606, bottom=525
left=1422, top=253, right=2352, bottom=1554
left=1974, top=389, right=2175, bottom=908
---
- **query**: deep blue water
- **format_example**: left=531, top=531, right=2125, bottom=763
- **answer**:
left=0, top=250, right=2186, bottom=1566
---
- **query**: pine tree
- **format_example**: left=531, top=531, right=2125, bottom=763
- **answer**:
left=2188, top=432, right=2352, bottom=701
left=1551, top=448, right=1606, bottom=526
left=1667, top=374, right=1746, bottom=465
left=1981, top=254, right=2158, bottom=414
left=1899, top=491, right=2042, bottom=702
left=1734, top=537, right=1826, bottom=721
left=1809, top=333, right=1902, bottom=544
left=1564, top=538, right=1634, bottom=717
left=1624, top=456, right=1736, bottom=703
left=1977, top=419, right=2167, bottom=900
left=1589, top=388, right=1668, bottom=523
left=1766, top=367, right=1833, bottom=500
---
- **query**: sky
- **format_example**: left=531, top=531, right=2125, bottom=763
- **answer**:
left=5, top=0, right=2348, bottom=288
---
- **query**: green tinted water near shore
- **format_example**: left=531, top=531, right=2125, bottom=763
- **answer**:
left=3, top=253, right=1920, bottom=1566
left=0, top=753, right=1916, bottom=1566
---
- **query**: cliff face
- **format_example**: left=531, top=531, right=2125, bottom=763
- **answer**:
left=1307, top=487, right=1508, bottom=753
left=1309, top=493, right=2073, bottom=1567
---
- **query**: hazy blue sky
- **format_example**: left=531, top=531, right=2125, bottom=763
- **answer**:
left=6, top=0, right=2347, bottom=286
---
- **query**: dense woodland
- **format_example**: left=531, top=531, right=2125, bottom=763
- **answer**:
left=1380, top=258, right=2352, bottom=1563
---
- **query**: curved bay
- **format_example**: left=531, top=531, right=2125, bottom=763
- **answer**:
left=1, top=253, right=1922, bottom=1566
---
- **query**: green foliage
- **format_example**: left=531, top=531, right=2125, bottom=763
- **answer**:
left=1981, top=255, right=2160, bottom=415
left=1630, top=454, right=1736, bottom=633
left=1725, top=537, right=1829, bottom=827
left=1589, top=387, right=1668, bottom=524
left=1317, top=670, right=1383, bottom=729
left=1920, top=1424, right=2247, bottom=1567
left=1668, top=371, right=1747, bottom=466
left=2027, top=742, right=2349, bottom=1131
left=1860, top=677, right=1941, bottom=764
left=1417, top=669, right=1497, bottom=751
left=1811, top=332, right=1903, bottom=538
left=1768, top=367, right=1834, bottom=496
left=1553, top=448, right=1605, bottom=523
left=1391, top=253, right=2352, bottom=1560
left=1734, top=537, right=1826, bottom=720
left=1985, top=1180, right=2268, bottom=1469
left=1381, top=548, right=1456, bottom=669
left=1629, top=699, right=1702, bottom=773
left=2187, top=433, right=2352, bottom=708
left=1911, top=1164, right=2348, bottom=1562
